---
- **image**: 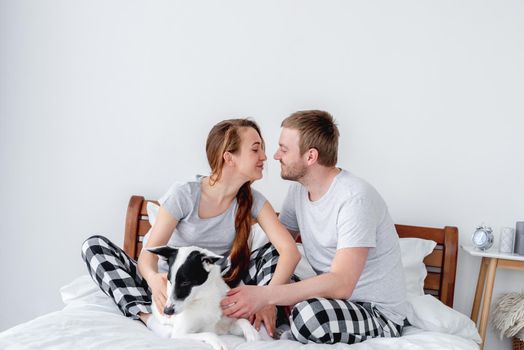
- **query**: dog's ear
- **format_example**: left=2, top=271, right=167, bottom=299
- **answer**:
left=147, top=245, right=178, bottom=260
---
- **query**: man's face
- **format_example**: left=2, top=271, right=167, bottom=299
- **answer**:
left=273, top=127, right=308, bottom=181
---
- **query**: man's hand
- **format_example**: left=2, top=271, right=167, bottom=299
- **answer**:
left=220, top=285, right=269, bottom=319
left=251, top=305, right=277, bottom=338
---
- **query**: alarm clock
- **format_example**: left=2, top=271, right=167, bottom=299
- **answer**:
left=472, top=225, right=494, bottom=250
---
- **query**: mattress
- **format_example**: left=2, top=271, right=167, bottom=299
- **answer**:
left=0, top=276, right=480, bottom=350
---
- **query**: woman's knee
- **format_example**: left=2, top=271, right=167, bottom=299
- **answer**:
left=81, top=235, right=111, bottom=259
left=251, top=242, right=278, bottom=260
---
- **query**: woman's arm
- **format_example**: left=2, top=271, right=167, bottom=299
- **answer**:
left=250, top=201, right=301, bottom=336
left=137, top=206, right=178, bottom=312
left=256, top=201, right=301, bottom=286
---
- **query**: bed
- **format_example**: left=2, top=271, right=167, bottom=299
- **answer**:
left=0, top=195, right=481, bottom=350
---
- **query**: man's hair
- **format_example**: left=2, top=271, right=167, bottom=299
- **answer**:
left=281, top=110, right=339, bottom=167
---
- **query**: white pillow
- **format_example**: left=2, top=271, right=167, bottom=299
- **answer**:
left=406, top=294, right=481, bottom=343
left=399, top=237, right=437, bottom=297
left=60, top=275, right=121, bottom=314
left=60, top=275, right=103, bottom=304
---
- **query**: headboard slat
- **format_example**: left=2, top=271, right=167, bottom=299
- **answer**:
left=424, top=249, right=444, bottom=267
left=138, top=220, right=151, bottom=236
left=425, top=272, right=442, bottom=290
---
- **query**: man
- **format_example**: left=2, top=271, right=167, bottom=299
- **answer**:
left=221, top=110, right=407, bottom=344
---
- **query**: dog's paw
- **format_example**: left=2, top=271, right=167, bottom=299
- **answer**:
left=203, top=336, right=228, bottom=350
left=243, top=326, right=260, bottom=342
left=147, top=316, right=172, bottom=339
left=233, top=318, right=260, bottom=342
left=256, top=324, right=274, bottom=341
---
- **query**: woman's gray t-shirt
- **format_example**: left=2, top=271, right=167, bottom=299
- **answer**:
left=144, top=176, right=267, bottom=271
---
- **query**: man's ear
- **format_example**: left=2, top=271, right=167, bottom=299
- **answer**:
left=306, top=148, right=319, bottom=165
left=147, top=246, right=178, bottom=260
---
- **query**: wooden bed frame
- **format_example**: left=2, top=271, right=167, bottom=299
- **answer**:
left=123, top=195, right=459, bottom=308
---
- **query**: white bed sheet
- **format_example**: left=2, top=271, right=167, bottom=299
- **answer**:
left=0, top=276, right=480, bottom=350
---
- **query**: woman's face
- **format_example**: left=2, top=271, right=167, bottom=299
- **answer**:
left=230, top=127, right=267, bottom=181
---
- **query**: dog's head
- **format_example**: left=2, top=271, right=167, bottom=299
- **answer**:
left=147, top=245, right=222, bottom=315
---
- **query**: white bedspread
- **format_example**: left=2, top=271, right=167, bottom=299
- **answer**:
left=0, top=276, right=480, bottom=350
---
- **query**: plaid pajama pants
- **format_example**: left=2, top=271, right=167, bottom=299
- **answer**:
left=290, top=297, right=403, bottom=344
left=81, top=235, right=281, bottom=319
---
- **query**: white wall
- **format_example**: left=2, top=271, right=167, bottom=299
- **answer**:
left=1, top=1, right=523, bottom=348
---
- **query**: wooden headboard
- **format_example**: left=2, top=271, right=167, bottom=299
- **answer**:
left=396, top=224, right=458, bottom=308
left=123, top=195, right=458, bottom=308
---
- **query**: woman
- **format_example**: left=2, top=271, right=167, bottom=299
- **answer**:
left=81, top=119, right=301, bottom=338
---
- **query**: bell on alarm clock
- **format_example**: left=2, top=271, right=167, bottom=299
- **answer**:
left=472, top=225, right=494, bottom=251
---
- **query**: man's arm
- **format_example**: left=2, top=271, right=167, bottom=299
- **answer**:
left=222, top=247, right=368, bottom=318
left=269, top=246, right=368, bottom=304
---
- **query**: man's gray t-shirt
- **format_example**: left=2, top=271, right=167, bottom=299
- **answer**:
left=144, top=176, right=267, bottom=272
left=279, top=170, right=407, bottom=325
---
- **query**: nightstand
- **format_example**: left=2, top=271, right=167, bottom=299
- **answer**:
left=461, top=245, right=524, bottom=350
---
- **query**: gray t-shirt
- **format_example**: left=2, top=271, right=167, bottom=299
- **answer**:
left=279, top=170, right=407, bottom=325
left=145, top=176, right=267, bottom=271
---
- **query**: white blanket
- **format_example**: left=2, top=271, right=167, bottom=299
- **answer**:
left=0, top=276, right=480, bottom=350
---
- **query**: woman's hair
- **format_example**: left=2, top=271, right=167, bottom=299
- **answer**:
left=281, top=110, right=339, bottom=167
left=206, top=118, right=264, bottom=287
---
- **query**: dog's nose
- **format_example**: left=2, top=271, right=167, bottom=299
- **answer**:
left=163, top=305, right=175, bottom=315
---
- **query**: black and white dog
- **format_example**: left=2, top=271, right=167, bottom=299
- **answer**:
left=147, top=245, right=259, bottom=350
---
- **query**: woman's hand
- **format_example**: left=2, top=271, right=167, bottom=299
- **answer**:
left=251, top=305, right=277, bottom=338
left=147, top=272, right=168, bottom=313
left=137, top=206, right=179, bottom=315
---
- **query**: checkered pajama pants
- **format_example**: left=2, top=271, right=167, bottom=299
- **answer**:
left=290, top=297, right=403, bottom=344
left=81, top=235, right=281, bottom=319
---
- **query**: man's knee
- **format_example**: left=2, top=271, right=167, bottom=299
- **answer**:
left=290, top=298, right=326, bottom=343
left=290, top=298, right=365, bottom=344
